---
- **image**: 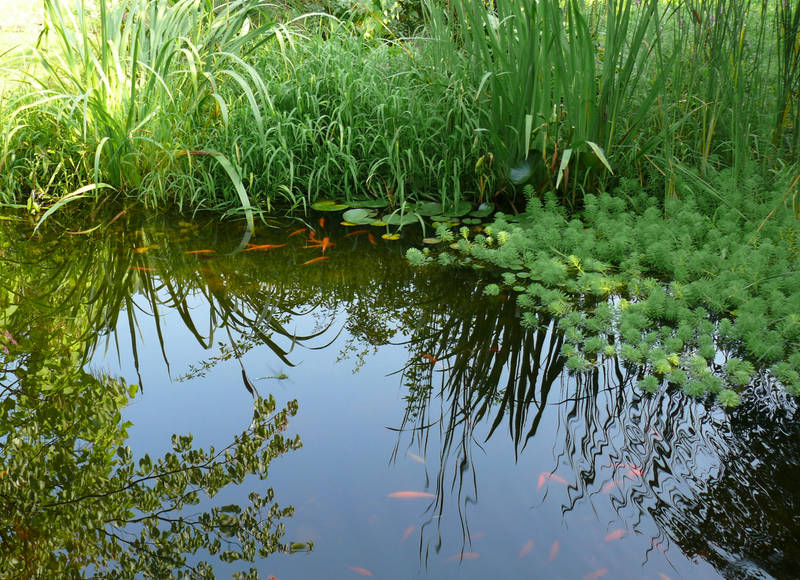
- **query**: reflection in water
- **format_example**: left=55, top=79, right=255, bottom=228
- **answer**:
left=0, top=214, right=304, bottom=577
left=395, top=295, right=800, bottom=578
left=1, top=209, right=797, bottom=578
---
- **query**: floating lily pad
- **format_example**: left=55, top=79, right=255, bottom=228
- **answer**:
left=412, top=201, right=444, bottom=216
left=382, top=212, right=419, bottom=226
left=369, top=220, right=387, bottom=227
left=470, top=202, right=495, bottom=218
left=348, top=199, right=390, bottom=209
left=442, top=200, right=472, bottom=217
left=513, top=285, right=526, bottom=292
left=381, top=233, right=401, bottom=240
left=311, top=200, right=349, bottom=211
left=340, top=221, right=358, bottom=226
left=462, top=218, right=482, bottom=225
left=342, top=208, right=377, bottom=225
left=422, top=237, right=443, bottom=244
left=430, top=215, right=460, bottom=226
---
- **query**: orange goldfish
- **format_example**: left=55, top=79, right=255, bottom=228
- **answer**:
left=244, top=243, right=286, bottom=252
left=321, top=237, right=334, bottom=253
left=602, top=480, right=621, bottom=493
left=344, top=229, right=369, bottom=237
left=387, top=491, right=435, bottom=499
left=289, top=228, right=307, bottom=237
left=302, top=256, right=329, bottom=266
left=583, top=568, right=608, bottom=580
left=604, top=529, right=626, bottom=542
left=130, top=266, right=155, bottom=271
left=348, top=566, right=373, bottom=576
left=537, top=472, right=568, bottom=489
left=519, top=539, right=535, bottom=558
left=401, top=525, right=415, bottom=541
left=421, top=353, right=439, bottom=364
left=548, top=540, right=560, bottom=561
left=319, top=217, right=325, bottom=228
left=184, top=249, right=215, bottom=255
left=368, top=233, right=377, bottom=246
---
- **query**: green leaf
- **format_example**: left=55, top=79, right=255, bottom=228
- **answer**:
left=342, top=208, right=377, bottom=224
left=311, top=200, right=349, bottom=211
left=382, top=212, right=420, bottom=226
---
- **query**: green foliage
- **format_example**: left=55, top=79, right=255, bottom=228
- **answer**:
left=411, top=170, right=800, bottom=406
left=0, top=330, right=302, bottom=577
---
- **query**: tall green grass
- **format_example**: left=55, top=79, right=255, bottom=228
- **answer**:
left=1, top=0, right=280, bottom=229
left=214, top=23, right=483, bottom=211
left=426, top=0, right=796, bottom=207
left=0, top=2, right=484, bottom=220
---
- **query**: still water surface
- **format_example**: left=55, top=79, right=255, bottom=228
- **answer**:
left=1, top=211, right=797, bottom=578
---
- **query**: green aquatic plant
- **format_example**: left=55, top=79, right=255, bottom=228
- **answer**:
left=409, top=168, right=800, bottom=406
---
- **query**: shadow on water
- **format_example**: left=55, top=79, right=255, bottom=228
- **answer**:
left=0, top=209, right=797, bottom=578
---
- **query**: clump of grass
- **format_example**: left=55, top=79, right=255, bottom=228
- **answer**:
left=209, top=22, right=484, bottom=211
left=2, top=0, right=284, bottom=230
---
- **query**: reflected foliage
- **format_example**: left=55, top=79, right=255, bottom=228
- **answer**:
left=0, top=214, right=303, bottom=578
left=1, top=209, right=798, bottom=578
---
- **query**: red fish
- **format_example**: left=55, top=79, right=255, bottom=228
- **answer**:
left=319, top=217, right=325, bottom=228
left=489, top=346, right=503, bottom=353
left=130, top=266, right=155, bottom=271
left=583, top=569, right=608, bottom=580
left=604, top=529, right=626, bottom=542
left=344, top=229, right=369, bottom=237
left=407, top=452, right=425, bottom=464
left=302, top=256, right=329, bottom=266
left=244, top=243, right=286, bottom=252
left=401, top=525, right=414, bottom=541
left=548, top=540, right=560, bottom=561
left=387, top=491, right=435, bottom=499
left=308, top=230, right=318, bottom=242
left=348, top=566, right=373, bottom=576
left=368, top=233, right=377, bottom=246
left=519, top=539, right=534, bottom=558
left=321, top=237, right=334, bottom=254
left=602, top=480, right=621, bottom=493
left=447, top=552, right=479, bottom=562
left=184, top=249, right=215, bottom=255
left=537, top=472, right=568, bottom=489
left=421, top=353, right=439, bottom=364
left=289, top=228, right=307, bottom=237
left=613, top=463, right=643, bottom=477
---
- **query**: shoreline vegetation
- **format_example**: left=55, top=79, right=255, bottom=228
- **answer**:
left=1, top=0, right=799, bottom=404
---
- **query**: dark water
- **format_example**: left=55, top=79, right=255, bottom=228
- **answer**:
left=1, top=210, right=798, bottom=579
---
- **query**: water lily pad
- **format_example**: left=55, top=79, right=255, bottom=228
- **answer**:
left=369, top=220, right=387, bottom=227
left=342, top=208, right=377, bottom=224
left=462, top=218, right=482, bottom=225
left=422, top=237, right=443, bottom=245
left=412, top=201, right=444, bottom=216
left=470, top=202, right=495, bottom=218
left=340, top=221, right=358, bottom=226
left=311, top=200, right=349, bottom=211
left=348, top=199, right=390, bottom=209
left=382, top=212, right=419, bottom=226
left=442, top=200, right=472, bottom=217
left=381, top=233, right=401, bottom=240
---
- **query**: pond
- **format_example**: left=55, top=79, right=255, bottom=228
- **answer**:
left=1, top=210, right=797, bottom=579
